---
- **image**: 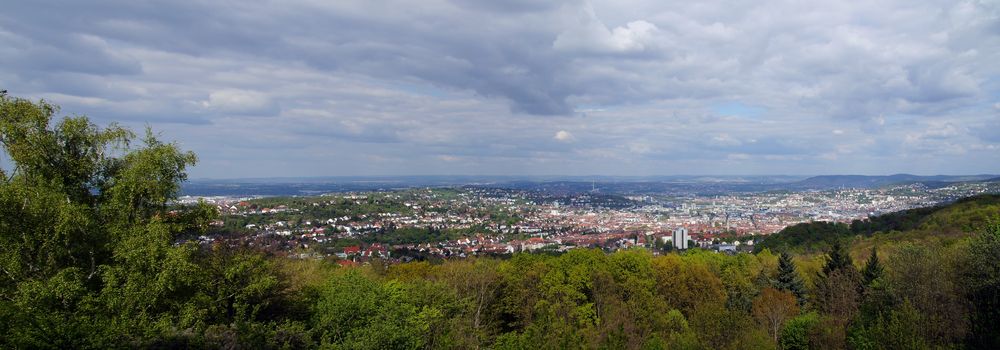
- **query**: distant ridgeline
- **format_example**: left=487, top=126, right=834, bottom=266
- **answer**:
left=755, top=194, right=1000, bottom=253
left=789, top=174, right=1000, bottom=189
left=180, top=174, right=999, bottom=197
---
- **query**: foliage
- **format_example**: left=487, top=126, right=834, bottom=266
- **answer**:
left=752, top=288, right=799, bottom=343
left=820, top=240, right=855, bottom=277
left=886, top=243, right=968, bottom=346
left=775, top=252, right=807, bottom=305
left=311, top=270, right=429, bottom=349
left=848, top=300, right=927, bottom=350
left=779, top=312, right=820, bottom=350
left=962, top=220, right=1000, bottom=347
left=755, top=221, right=852, bottom=253
left=759, top=194, right=1000, bottom=255
left=1, top=95, right=204, bottom=348
left=860, top=247, right=883, bottom=287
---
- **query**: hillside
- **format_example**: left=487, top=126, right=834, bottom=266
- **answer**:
left=756, top=194, right=1000, bottom=253
left=754, top=221, right=853, bottom=253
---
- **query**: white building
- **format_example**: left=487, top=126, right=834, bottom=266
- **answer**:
left=672, top=227, right=690, bottom=250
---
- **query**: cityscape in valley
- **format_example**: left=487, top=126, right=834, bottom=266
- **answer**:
left=179, top=175, right=1000, bottom=262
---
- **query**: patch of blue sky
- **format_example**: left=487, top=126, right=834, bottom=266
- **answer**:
left=711, top=102, right=765, bottom=119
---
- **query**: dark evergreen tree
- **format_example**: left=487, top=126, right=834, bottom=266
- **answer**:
left=814, top=240, right=863, bottom=329
left=822, top=240, right=855, bottom=276
left=861, top=247, right=883, bottom=287
left=775, top=252, right=807, bottom=305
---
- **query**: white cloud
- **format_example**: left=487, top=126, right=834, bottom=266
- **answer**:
left=710, top=133, right=742, bottom=147
left=202, top=89, right=275, bottom=114
left=554, top=130, right=575, bottom=142
left=553, top=4, right=658, bottom=53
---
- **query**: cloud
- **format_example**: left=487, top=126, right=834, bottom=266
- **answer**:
left=554, top=130, right=575, bottom=142
left=202, top=89, right=277, bottom=115
left=1, top=30, right=142, bottom=76
left=553, top=4, right=659, bottom=54
left=727, top=153, right=751, bottom=161
left=709, top=134, right=742, bottom=147
left=0, top=0, right=998, bottom=177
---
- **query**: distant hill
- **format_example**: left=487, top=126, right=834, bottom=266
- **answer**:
left=789, top=174, right=998, bottom=189
left=755, top=194, right=1000, bottom=253
left=180, top=174, right=998, bottom=196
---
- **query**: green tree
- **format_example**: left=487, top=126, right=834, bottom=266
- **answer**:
left=433, top=258, right=502, bottom=347
left=652, top=254, right=727, bottom=316
left=848, top=300, right=927, bottom=350
left=197, top=248, right=283, bottom=325
left=780, top=312, right=819, bottom=350
left=821, top=240, right=854, bottom=277
left=811, top=241, right=861, bottom=348
left=887, top=244, right=968, bottom=346
left=775, top=252, right=806, bottom=305
left=688, top=302, right=757, bottom=350
left=311, top=270, right=427, bottom=349
left=963, top=220, right=1000, bottom=347
left=860, top=247, right=883, bottom=288
left=0, top=95, right=212, bottom=347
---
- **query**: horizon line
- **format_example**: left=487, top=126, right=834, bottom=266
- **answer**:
left=186, top=173, right=1000, bottom=182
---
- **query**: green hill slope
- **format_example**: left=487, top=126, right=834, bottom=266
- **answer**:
left=755, top=194, right=1000, bottom=254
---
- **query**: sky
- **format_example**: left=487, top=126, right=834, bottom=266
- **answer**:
left=1, top=0, right=999, bottom=178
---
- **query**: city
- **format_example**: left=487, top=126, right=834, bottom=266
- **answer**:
left=178, top=178, right=1000, bottom=262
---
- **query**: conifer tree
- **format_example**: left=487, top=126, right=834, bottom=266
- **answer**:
left=815, top=240, right=862, bottom=326
left=861, top=247, right=883, bottom=287
left=822, top=240, right=855, bottom=276
left=775, top=252, right=807, bottom=305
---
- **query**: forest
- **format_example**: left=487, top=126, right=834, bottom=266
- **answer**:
left=756, top=194, right=1000, bottom=254
left=2, top=95, right=999, bottom=349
